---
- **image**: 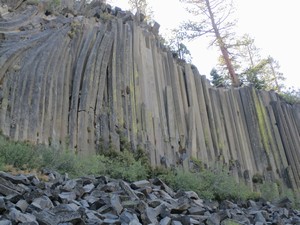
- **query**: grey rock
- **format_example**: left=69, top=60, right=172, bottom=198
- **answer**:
left=152, top=178, right=175, bottom=197
left=175, top=215, right=192, bottom=225
left=16, top=199, right=29, bottom=213
left=111, top=193, right=123, bottom=215
left=58, top=192, right=77, bottom=202
left=151, top=21, right=160, bottom=35
left=0, top=177, right=25, bottom=196
left=35, top=209, right=83, bottom=225
left=0, top=220, right=12, bottom=225
left=141, top=206, right=159, bottom=224
left=248, top=200, right=258, bottom=209
left=83, top=183, right=95, bottom=193
left=254, top=211, right=267, bottom=223
left=0, top=197, right=6, bottom=213
left=8, top=208, right=36, bottom=223
left=0, top=218, right=12, bottom=225
left=188, top=206, right=206, bottom=215
left=103, top=218, right=120, bottom=224
left=159, top=216, right=171, bottom=225
left=62, top=180, right=77, bottom=191
left=171, top=221, right=183, bottom=225
left=131, top=180, right=151, bottom=189
left=31, top=196, right=54, bottom=210
left=120, top=210, right=141, bottom=224
left=119, top=181, right=139, bottom=200
left=0, top=172, right=30, bottom=185
left=254, top=222, right=264, bottom=225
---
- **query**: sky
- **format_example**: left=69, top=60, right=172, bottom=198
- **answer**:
left=108, top=0, right=300, bottom=90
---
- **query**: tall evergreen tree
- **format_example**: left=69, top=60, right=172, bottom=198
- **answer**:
left=178, top=0, right=240, bottom=87
left=221, top=34, right=285, bottom=91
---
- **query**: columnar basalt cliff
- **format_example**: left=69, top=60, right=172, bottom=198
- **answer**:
left=0, top=1, right=300, bottom=189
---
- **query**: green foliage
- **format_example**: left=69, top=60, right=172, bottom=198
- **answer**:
left=241, top=62, right=268, bottom=90
left=158, top=32, right=192, bottom=63
left=2, top=134, right=300, bottom=206
left=190, top=156, right=204, bottom=172
left=26, top=0, right=40, bottom=5
left=68, top=21, right=81, bottom=39
left=0, top=136, right=37, bottom=169
left=210, top=68, right=226, bottom=88
left=252, top=173, right=263, bottom=184
left=99, top=12, right=114, bottom=22
left=258, top=181, right=300, bottom=208
left=280, top=87, right=300, bottom=104
left=260, top=181, right=280, bottom=202
left=120, top=133, right=131, bottom=152
left=291, top=190, right=300, bottom=209
left=222, top=219, right=243, bottom=225
left=106, top=150, right=149, bottom=182
left=0, top=156, right=4, bottom=171
left=159, top=166, right=255, bottom=201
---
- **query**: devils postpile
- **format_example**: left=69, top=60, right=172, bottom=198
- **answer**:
left=0, top=0, right=300, bottom=190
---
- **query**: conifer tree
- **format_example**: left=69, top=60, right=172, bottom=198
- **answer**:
left=179, top=0, right=240, bottom=87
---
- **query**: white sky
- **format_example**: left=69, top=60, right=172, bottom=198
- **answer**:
left=108, top=0, right=300, bottom=89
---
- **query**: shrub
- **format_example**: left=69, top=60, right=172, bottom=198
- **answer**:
left=27, top=0, right=39, bottom=5
left=252, top=173, right=263, bottom=184
left=76, top=155, right=107, bottom=176
left=279, top=87, right=300, bottom=104
left=0, top=156, right=4, bottom=171
left=35, top=146, right=107, bottom=177
left=106, top=150, right=149, bottom=182
left=159, top=166, right=254, bottom=201
left=0, top=136, right=37, bottom=169
left=260, top=181, right=280, bottom=202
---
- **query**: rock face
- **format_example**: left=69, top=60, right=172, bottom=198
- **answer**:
left=1, top=171, right=300, bottom=225
left=0, top=1, right=300, bottom=189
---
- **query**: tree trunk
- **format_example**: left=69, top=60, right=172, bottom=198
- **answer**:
left=269, top=59, right=281, bottom=92
left=205, top=0, right=240, bottom=87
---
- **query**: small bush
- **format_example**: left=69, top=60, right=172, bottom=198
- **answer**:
left=280, top=87, right=300, bottom=104
left=0, top=156, right=4, bottom=171
left=252, top=173, right=263, bottom=184
left=35, top=146, right=107, bottom=177
left=26, top=0, right=39, bottom=5
left=106, top=150, right=149, bottom=182
left=258, top=181, right=300, bottom=208
left=76, top=155, right=107, bottom=176
left=279, top=186, right=300, bottom=209
left=0, top=136, right=37, bottom=169
left=159, top=166, right=254, bottom=201
left=260, top=181, right=280, bottom=202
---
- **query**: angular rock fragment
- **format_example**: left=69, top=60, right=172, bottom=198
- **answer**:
left=0, top=177, right=25, bottom=196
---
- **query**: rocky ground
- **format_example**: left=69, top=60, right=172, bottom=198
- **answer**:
left=0, top=171, right=299, bottom=225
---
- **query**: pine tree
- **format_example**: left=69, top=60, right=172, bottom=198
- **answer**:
left=210, top=68, right=225, bottom=87
left=178, top=0, right=240, bottom=87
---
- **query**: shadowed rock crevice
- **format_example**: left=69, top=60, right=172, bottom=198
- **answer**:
left=0, top=0, right=300, bottom=189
